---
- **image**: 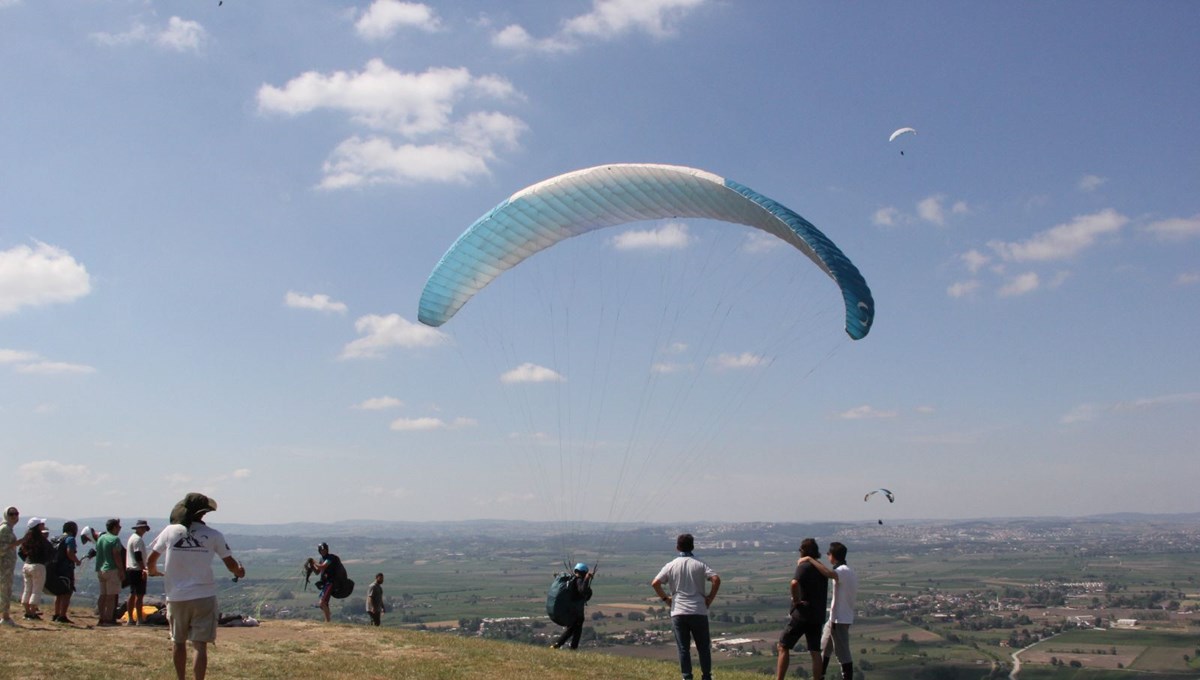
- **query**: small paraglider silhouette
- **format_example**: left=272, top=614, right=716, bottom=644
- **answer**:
left=889, top=127, right=916, bottom=155
left=864, top=488, right=895, bottom=524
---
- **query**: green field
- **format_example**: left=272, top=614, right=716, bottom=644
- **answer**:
left=58, top=518, right=1198, bottom=679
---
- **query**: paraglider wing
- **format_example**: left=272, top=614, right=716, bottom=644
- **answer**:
left=864, top=488, right=895, bottom=503
left=888, top=127, right=917, bottom=143
left=418, top=164, right=874, bottom=340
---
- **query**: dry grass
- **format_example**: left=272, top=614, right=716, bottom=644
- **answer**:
left=0, top=612, right=766, bottom=680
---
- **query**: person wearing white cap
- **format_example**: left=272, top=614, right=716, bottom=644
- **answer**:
left=19, top=517, right=53, bottom=620
left=0, top=506, right=25, bottom=626
left=125, top=519, right=152, bottom=625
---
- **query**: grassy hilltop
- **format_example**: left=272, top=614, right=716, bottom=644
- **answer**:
left=0, top=617, right=766, bottom=680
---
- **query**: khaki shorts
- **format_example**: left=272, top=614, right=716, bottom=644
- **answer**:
left=97, top=569, right=123, bottom=596
left=168, top=597, right=218, bottom=643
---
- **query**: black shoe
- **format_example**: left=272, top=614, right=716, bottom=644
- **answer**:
left=60, top=617, right=75, bottom=624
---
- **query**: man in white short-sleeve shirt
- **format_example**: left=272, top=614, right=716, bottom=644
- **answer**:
left=147, top=493, right=244, bottom=680
left=651, top=533, right=721, bottom=680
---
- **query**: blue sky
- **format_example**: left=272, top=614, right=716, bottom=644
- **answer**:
left=2, top=1, right=1197, bottom=526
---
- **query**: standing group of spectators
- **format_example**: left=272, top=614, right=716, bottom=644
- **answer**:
left=0, top=507, right=153, bottom=627
left=2, top=495, right=245, bottom=680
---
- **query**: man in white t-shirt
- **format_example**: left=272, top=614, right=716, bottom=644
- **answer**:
left=801, top=541, right=858, bottom=680
left=651, top=533, right=721, bottom=680
left=146, top=493, right=244, bottom=680
left=125, top=519, right=151, bottom=625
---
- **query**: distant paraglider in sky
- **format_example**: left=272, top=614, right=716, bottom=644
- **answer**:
left=889, top=127, right=917, bottom=155
left=864, top=488, right=895, bottom=524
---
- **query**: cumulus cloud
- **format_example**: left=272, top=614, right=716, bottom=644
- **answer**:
left=91, top=16, right=206, bottom=52
left=258, top=60, right=524, bottom=187
left=356, top=0, right=440, bottom=41
left=15, top=361, right=96, bottom=375
left=998, top=272, right=1039, bottom=297
left=285, top=291, right=347, bottom=313
left=500, top=362, right=565, bottom=384
left=354, top=396, right=404, bottom=410
left=1061, top=392, right=1200, bottom=424
left=872, top=206, right=901, bottom=227
left=707, top=352, right=766, bottom=370
left=988, top=209, right=1127, bottom=263
left=741, top=231, right=781, bottom=254
left=837, top=405, right=898, bottom=420
left=1, top=348, right=93, bottom=375
left=651, top=361, right=693, bottom=374
left=1077, top=174, right=1107, bottom=192
left=493, top=0, right=707, bottom=53
left=1142, top=213, right=1200, bottom=241
left=960, top=249, right=990, bottom=274
left=390, top=415, right=476, bottom=431
left=19, top=460, right=106, bottom=487
left=340, top=313, right=447, bottom=359
left=0, top=241, right=91, bottom=316
left=611, top=222, right=690, bottom=250
left=946, top=280, right=980, bottom=298
left=916, top=195, right=968, bottom=227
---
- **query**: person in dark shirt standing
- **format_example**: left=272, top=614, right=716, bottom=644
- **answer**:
left=776, top=538, right=828, bottom=680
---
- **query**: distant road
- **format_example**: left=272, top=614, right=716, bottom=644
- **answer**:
left=1010, top=632, right=1060, bottom=679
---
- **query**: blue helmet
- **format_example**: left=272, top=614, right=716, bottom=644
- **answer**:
left=574, top=562, right=589, bottom=574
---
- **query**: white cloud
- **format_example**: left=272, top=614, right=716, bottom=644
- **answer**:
left=258, top=61, right=516, bottom=135
left=16, top=361, right=96, bottom=375
left=1175, top=271, right=1200, bottom=286
left=960, top=249, right=990, bottom=274
left=500, top=362, right=565, bottom=384
left=1143, top=213, right=1200, bottom=241
left=916, top=195, right=946, bottom=226
left=285, top=291, right=347, bottom=313
left=0, top=241, right=91, bottom=316
left=354, top=396, right=404, bottom=410
left=707, top=352, right=765, bottom=370
left=158, top=17, right=206, bottom=52
left=988, top=209, right=1127, bottom=262
left=1077, top=174, right=1107, bottom=192
left=231, top=468, right=252, bottom=479
left=1061, top=392, right=1200, bottom=424
left=998, top=272, right=1039, bottom=297
left=611, top=222, right=690, bottom=250
left=494, top=0, right=707, bottom=52
left=872, top=206, right=900, bottom=227
left=390, top=415, right=476, bottom=431
left=356, top=1, right=441, bottom=41
left=91, top=17, right=206, bottom=52
left=740, top=231, right=781, bottom=254
left=0, top=349, right=39, bottom=364
left=19, top=460, right=106, bottom=487
left=837, top=405, right=898, bottom=420
left=491, top=24, right=572, bottom=53
left=651, top=362, right=693, bottom=374
left=946, top=280, right=980, bottom=298
left=258, top=60, right=524, bottom=187
left=340, top=313, right=447, bottom=359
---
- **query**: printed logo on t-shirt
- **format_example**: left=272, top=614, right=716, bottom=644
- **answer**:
left=172, top=531, right=208, bottom=552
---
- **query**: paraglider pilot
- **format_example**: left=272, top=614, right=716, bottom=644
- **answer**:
left=550, top=563, right=593, bottom=650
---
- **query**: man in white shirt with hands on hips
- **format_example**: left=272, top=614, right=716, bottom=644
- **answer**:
left=146, top=493, right=245, bottom=680
left=651, top=533, right=721, bottom=680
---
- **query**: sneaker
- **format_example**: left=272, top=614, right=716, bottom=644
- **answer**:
left=0, top=618, right=17, bottom=627
left=24, top=613, right=38, bottom=620
left=60, top=617, right=75, bottom=625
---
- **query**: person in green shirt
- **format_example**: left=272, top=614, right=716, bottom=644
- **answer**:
left=94, top=518, right=125, bottom=626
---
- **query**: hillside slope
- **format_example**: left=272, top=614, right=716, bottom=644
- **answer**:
left=0, top=618, right=767, bottom=679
